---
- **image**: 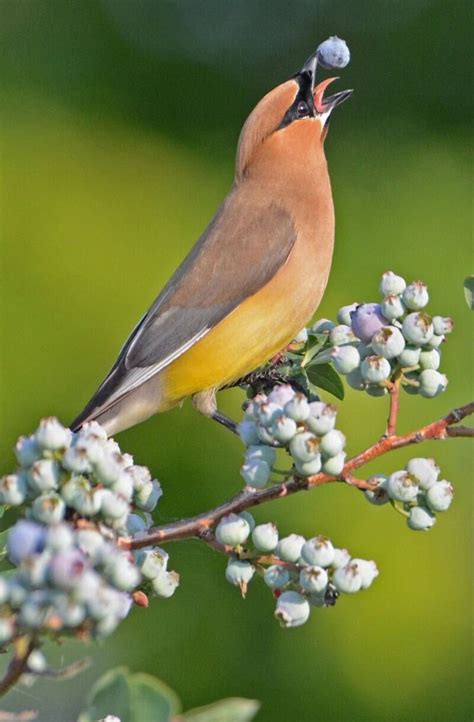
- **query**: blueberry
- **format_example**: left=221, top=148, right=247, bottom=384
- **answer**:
left=316, top=36, right=350, bottom=69
left=351, top=303, right=387, bottom=342
left=379, top=271, right=406, bottom=296
left=252, top=523, right=279, bottom=552
left=264, top=564, right=290, bottom=589
left=275, top=591, right=310, bottom=628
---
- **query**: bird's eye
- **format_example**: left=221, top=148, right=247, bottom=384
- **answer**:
left=296, top=100, right=309, bottom=117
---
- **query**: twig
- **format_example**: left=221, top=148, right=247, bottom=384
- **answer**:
left=0, top=638, right=35, bottom=698
left=119, top=400, right=474, bottom=551
left=385, top=378, right=401, bottom=437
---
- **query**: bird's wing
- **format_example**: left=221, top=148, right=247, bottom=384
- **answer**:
left=76, top=187, right=297, bottom=419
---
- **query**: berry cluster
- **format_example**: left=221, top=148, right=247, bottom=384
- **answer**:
left=216, top=512, right=378, bottom=628
left=0, top=418, right=178, bottom=654
left=239, top=385, right=346, bottom=485
left=364, top=457, right=454, bottom=531
left=313, top=272, right=453, bottom=398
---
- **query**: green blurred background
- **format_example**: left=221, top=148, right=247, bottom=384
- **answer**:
left=1, top=1, right=472, bottom=720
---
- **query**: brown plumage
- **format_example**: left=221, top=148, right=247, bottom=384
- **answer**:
left=71, top=51, right=352, bottom=436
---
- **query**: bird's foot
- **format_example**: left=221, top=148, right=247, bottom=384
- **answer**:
left=211, top=411, right=238, bottom=435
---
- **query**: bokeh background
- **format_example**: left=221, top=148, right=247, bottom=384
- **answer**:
left=1, top=1, right=472, bottom=720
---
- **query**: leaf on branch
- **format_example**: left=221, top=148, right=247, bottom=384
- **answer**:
left=306, top=363, right=345, bottom=400
left=182, top=697, right=260, bottom=722
left=77, top=667, right=181, bottom=722
left=301, top=333, right=328, bottom=367
left=463, top=276, right=474, bottom=310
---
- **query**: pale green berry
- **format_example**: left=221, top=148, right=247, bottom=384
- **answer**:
left=405, top=458, right=439, bottom=490
left=426, top=480, right=454, bottom=512
left=301, top=536, right=335, bottom=567
left=45, top=523, right=74, bottom=551
left=419, top=349, right=440, bottom=371
left=15, top=435, right=42, bottom=467
left=346, top=368, right=366, bottom=390
left=258, top=402, right=283, bottom=428
left=380, top=271, right=406, bottom=296
left=105, top=555, right=141, bottom=591
left=256, top=425, right=275, bottom=445
left=276, top=534, right=305, bottom=562
left=294, top=455, right=322, bottom=477
left=407, top=506, right=436, bottom=531
left=272, top=416, right=298, bottom=443
left=239, top=511, right=256, bottom=531
left=246, top=445, right=276, bottom=467
left=27, top=650, right=47, bottom=674
left=312, top=318, right=335, bottom=334
left=35, top=417, right=72, bottom=451
left=101, top=489, right=129, bottom=520
left=333, top=562, right=362, bottom=593
left=317, top=36, right=350, bottom=69
left=320, top=430, right=345, bottom=458
left=337, top=303, right=358, bottom=326
left=215, top=513, right=250, bottom=547
left=387, top=470, right=418, bottom=502
left=332, top=548, right=351, bottom=568
left=284, top=394, right=310, bottom=422
left=306, top=402, right=337, bottom=435
left=365, top=385, right=388, bottom=397
left=134, top=479, right=162, bottom=512
left=331, top=345, right=360, bottom=374
left=364, top=474, right=389, bottom=505
left=371, top=326, right=405, bottom=360
left=322, top=452, right=346, bottom=476
left=252, top=523, right=278, bottom=552
left=62, top=445, right=92, bottom=474
left=397, top=345, right=421, bottom=367
left=72, top=487, right=104, bottom=517
left=290, top=432, right=320, bottom=463
left=356, top=342, right=373, bottom=360
left=28, top=459, right=60, bottom=493
left=330, top=324, right=357, bottom=346
left=225, top=559, right=255, bottom=590
left=264, top=565, right=290, bottom=589
left=136, top=547, right=169, bottom=579
left=75, top=529, right=106, bottom=561
left=418, top=369, right=448, bottom=398
left=0, top=473, right=27, bottom=506
left=381, top=294, right=405, bottom=320
left=351, top=559, right=379, bottom=589
left=275, top=591, right=310, bottom=628
left=432, top=316, right=454, bottom=335
left=240, top=460, right=271, bottom=488
left=0, top=618, right=14, bottom=645
left=293, top=328, right=308, bottom=343
left=402, top=281, right=429, bottom=310
left=426, top=333, right=444, bottom=348
left=31, top=493, right=66, bottom=524
left=299, top=565, right=328, bottom=593
left=360, top=355, right=391, bottom=384
left=238, top=420, right=260, bottom=446
left=111, top=472, right=134, bottom=502
left=402, top=313, right=434, bottom=346
left=268, top=385, right=296, bottom=406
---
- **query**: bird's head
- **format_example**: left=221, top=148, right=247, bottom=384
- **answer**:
left=236, top=49, right=352, bottom=180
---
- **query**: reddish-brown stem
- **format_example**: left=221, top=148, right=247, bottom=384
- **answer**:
left=385, top=379, right=401, bottom=437
left=119, top=400, right=474, bottom=551
left=0, top=638, right=35, bottom=697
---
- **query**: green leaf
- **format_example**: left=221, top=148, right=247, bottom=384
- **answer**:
left=77, top=667, right=181, bottom=722
left=0, top=505, right=5, bottom=519
left=302, top=333, right=328, bottom=367
left=306, top=363, right=345, bottom=400
left=463, top=275, right=474, bottom=309
left=184, top=698, right=260, bottom=722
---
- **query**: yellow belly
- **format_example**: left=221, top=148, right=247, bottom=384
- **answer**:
left=160, top=237, right=332, bottom=407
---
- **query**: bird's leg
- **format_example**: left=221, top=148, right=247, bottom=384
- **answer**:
left=192, top=388, right=238, bottom=436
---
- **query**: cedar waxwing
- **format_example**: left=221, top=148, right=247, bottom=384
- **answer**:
left=71, top=49, right=352, bottom=436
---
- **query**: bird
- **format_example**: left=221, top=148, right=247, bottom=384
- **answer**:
left=71, top=47, right=352, bottom=437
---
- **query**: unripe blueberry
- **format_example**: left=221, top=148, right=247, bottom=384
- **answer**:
left=105, top=555, right=141, bottom=591
left=419, top=348, right=441, bottom=371
left=264, top=565, right=290, bottom=589
left=301, top=536, right=335, bottom=567
left=321, top=452, right=346, bottom=476
left=7, top=520, right=46, bottom=565
left=317, top=36, right=350, bottom=69
left=49, top=549, right=87, bottom=589
left=299, top=565, right=328, bottom=593
left=432, top=316, right=454, bottom=335
left=275, top=590, right=310, bottom=628
left=31, top=493, right=66, bottom=524
left=15, top=435, right=42, bottom=467
left=45, top=523, right=74, bottom=551
left=331, top=345, right=360, bottom=374
left=401, top=313, right=434, bottom=346
left=0, top=577, right=9, bottom=605
left=365, top=385, right=388, bottom=397
left=381, top=294, right=405, bottom=321
left=360, top=355, right=391, bottom=384
left=238, top=420, right=260, bottom=446
left=292, top=328, right=308, bottom=344
left=346, top=368, right=366, bottom=390
left=8, top=580, right=28, bottom=608
left=246, top=445, right=276, bottom=468
left=35, top=417, right=72, bottom=451
left=329, top=324, right=357, bottom=347
left=137, top=548, right=169, bottom=579
left=72, top=487, right=104, bottom=517
left=215, top=513, right=250, bottom=547
left=284, top=394, right=310, bottom=422
left=75, top=529, right=105, bottom=561
left=405, top=458, right=439, bottom=490
left=151, top=570, right=180, bottom=598
left=258, top=402, right=282, bottom=428
left=402, top=281, right=429, bottom=310
left=371, top=326, right=405, bottom=360
left=364, top=474, right=390, bottom=505
left=126, top=513, right=148, bottom=536
left=379, top=271, right=406, bottom=296
left=111, top=472, right=134, bottom=502
left=306, top=402, right=337, bottom=435
left=28, top=459, right=60, bottom=493
left=426, top=333, right=444, bottom=348
left=94, top=452, right=128, bottom=485
left=256, top=425, right=274, bottom=445
left=407, top=506, right=436, bottom=531
left=126, top=465, right=152, bottom=493
left=18, top=597, right=49, bottom=629
left=239, top=511, right=256, bottom=531
left=294, top=455, right=322, bottom=477
left=418, top=369, right=448, bottom=398
left=134, top=479, right=162, bottom=512
left=268, top=384, right=296, bottom=406
left=240, top=460, right=271, bottom=488
left=0, top=473, right=27, bottom=506
left=337, top=303, right=359, bottom=326
left=101, top=489, right=130, bottom=520
left=62, top=445, right=93, bottom=474
left=290, top=432, right=320, bottom=463
left=252, top=523, right=279, bottom=552
left=351, top=559, right=379, bottom=589
left=53, top=594, right=86, bottom=628
left=60, top=475, right=89, bottom=506
left=397, top=345, right=421, bottom=368
left=272, top=416, right=298, bottom=444
left=78, top=420, right=108, bottom=443
left=276, top=534, right=305, bottom=562
left=225, top=559, right=255, bottom=592
left=387, top=470, right=418, bottom=503
left=27, top=650, right=48, bottom=674
left=332, top=548, right=351, bottom=568
left=426, top=480, right=454, bottom=512
left=0, top=618, right=14, bottom=645
left=357, top=342, right=373, bottom=360
left=351, top=303, right=387, bottom=342
left=312, top=318, right=335, bottom=334
left=319, top=429, right=345, bottom=458
left=332, top=562, right=362, bottom=593
left=244, top=393, right=267, bottom=421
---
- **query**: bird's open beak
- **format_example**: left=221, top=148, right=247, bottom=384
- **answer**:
left=314, top=77, right=353, bottom=115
